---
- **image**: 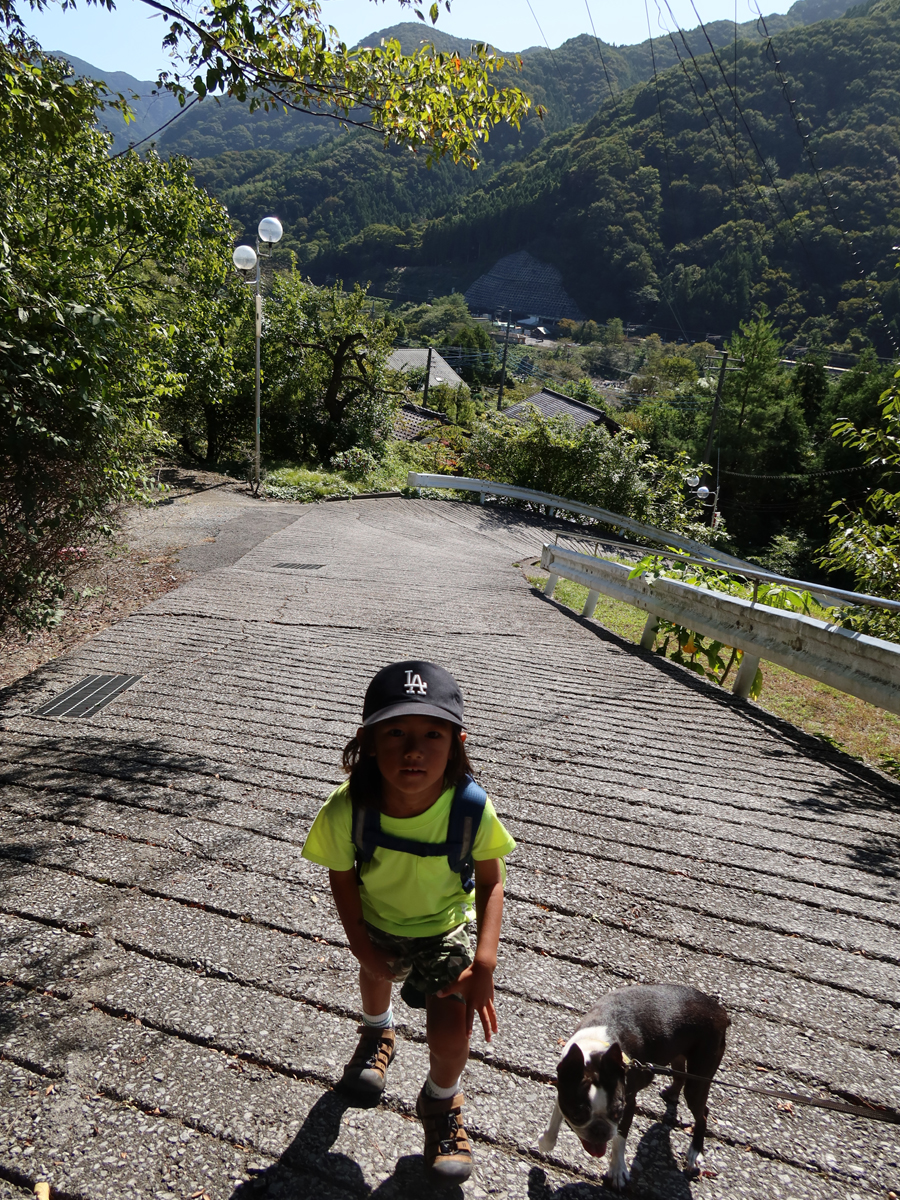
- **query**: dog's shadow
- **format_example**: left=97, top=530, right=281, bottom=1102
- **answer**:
left=228, top=1090, right=466, bottom=1200
left=529, top=1115, right=696, bottom=1199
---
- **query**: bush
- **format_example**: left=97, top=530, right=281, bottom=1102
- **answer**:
left=0, top=43, right=233, bottom=633
left=753, top=531, right=816, bottom=578
left=330, top=447, right=378, bottom=480
left=461, top=410, right=719, bottom=540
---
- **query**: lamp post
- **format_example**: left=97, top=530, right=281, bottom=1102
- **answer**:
left=687, top=478, right=720, bottom=528
left=232, top=216, right=284, bottom=495
left=497, top=308, right=513, bottom=409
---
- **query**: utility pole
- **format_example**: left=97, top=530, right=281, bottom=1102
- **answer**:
left=422, top=346, right=433, bottom=409
left=497, top=309, right=512, bottom=409
left=702, top=352, right=729, bottom=526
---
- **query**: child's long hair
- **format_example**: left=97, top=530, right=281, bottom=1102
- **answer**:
left=342, top=723, right=474, bottom=809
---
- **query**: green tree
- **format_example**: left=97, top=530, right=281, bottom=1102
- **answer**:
left=0, top=41, right=235, bottom=631
left=714, top=312, right=811, bottom=549
left=11, top=0, right=534, bottom=166
left=263, top=272, right=398, bottom=462
left=158, top=282, right=256, bottom=467
left=818, top=374, right=900, bottom=641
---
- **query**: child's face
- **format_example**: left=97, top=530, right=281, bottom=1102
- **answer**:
left=367, top=714, right=464, bottom=806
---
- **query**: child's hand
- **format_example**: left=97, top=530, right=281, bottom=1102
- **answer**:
left=437, top=961, right=498, bottom=1041
left=358, top=942, right=402, bottom=984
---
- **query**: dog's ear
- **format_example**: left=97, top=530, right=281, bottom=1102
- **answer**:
left=589, top=1041, right=625, bottom=1085
left=558, top=1042, right=586, bottom=1086
left=601, top=1043, right=625, bottom=1070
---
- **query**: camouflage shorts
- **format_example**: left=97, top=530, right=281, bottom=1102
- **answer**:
left=365, top=922, right=474, bottom=1009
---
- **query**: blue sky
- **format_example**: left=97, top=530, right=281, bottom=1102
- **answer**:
left=23, top=0, right=795, bottom=80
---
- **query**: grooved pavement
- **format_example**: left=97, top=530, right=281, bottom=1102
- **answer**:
left=1, top=497, right=898, bottom=1200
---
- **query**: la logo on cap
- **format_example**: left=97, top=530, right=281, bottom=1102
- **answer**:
left=404, top=671, right=428, bottom=695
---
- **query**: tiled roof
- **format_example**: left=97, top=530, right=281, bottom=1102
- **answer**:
left=464, top=251, right=584, bottom=321
left=393, top=402, right=450, bottom=442
left=503, top=388, right=621, bottom=433
left=388, top=348, right=464, bottom=388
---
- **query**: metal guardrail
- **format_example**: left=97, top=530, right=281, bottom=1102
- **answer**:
left=406, top=472, right=900, bottom=713
left=408, top=471, right=756, bottom=570
left=406, top=472, right=900, bottom=615
left=541, top=544, right=900, bottom=713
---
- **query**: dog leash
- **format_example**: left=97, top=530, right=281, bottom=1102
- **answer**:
left=630, top=1060, right=900, bottom=1126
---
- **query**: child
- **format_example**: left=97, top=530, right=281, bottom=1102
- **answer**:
left=301, top=659, right=515, bottom=1183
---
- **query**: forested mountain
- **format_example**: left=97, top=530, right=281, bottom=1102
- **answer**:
left=57, top=0, right=895, bottom=349
left=196, top=0, right=898, bottom=353
left=60, top=0, right=851, bottom=156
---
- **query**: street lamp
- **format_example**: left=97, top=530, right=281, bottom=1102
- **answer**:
left=232, top=216, right=284, bottom=494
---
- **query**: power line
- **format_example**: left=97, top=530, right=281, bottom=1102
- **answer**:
left=752, top=1, right=900, bottom=356
left=683, top=0, right=821, bottom=286
left=654, top=3, right=740, bottom=193
left=644, top=0, right=692, bottom=343
left=722, top=465, right=870, bottom=479
left=584, top=0, right=621, bottom=115
left=109, top=95, right=199, bottom=159
left=656, top=0, right=807, bottom=270
left=525, top=0, right=568, bottom=91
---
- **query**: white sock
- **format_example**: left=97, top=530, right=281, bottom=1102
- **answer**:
left=362, top=1006, right=393, bottom=1029
left=424, top=1072, right=460, bottom=1100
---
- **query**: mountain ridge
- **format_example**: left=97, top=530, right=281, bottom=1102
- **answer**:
left=53, top=0, right=855, bottom=155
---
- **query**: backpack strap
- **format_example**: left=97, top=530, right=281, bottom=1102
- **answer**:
left=445, top=775, right=487, bottom=892
left=351, top=775, right=488, bottom=892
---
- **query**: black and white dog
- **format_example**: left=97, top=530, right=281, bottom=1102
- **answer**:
left=538, top=984, right=730, bottom=1190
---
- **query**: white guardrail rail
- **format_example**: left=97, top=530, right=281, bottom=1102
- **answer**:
left=407, top=472, right=900, bottom=714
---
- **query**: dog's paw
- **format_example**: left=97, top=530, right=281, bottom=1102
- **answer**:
left=538, top=1132, right=558, bottom=1154
left=605, top=1135, right=630, bottom=1191
left=604, top=1163, right=630, bottom=1191
left=684, top=1145, right=703, bottom=1175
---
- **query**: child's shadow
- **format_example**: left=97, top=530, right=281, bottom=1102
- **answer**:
left=229, top=1091, right=465, bottom=1200
left=528, top=1119, right=696, bottom=1199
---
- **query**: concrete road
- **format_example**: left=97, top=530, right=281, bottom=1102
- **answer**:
left=1, top=498, right=898, bottom=1200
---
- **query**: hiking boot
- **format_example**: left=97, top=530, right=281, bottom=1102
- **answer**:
left=416, top=1086, right=473, bottom=1183
left=337, top=1025, right=395, bottom=1102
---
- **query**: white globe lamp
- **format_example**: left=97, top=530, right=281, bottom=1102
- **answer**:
left=686, top=475, right=700, bottom=489
left=697, top=485, right=711, bottom=500
left=232, top=244, right=258, bottom=271
left=258, top=216, right=283, bottom=244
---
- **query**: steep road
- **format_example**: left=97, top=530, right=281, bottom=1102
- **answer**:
left=1, top=498, right=898, bottom=1200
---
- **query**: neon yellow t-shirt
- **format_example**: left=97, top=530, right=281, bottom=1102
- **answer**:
left=301, top=781, right=516, bottom=937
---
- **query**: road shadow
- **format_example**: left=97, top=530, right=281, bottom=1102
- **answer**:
left=231, top=1091, right=462, bottom=1200
left=533, top=585, right=900, bottom=882
left=0, top=730, right=230, bottom=938
left=528, top=1119, right=695, bottom=1199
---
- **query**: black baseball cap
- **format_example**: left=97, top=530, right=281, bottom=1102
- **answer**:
left=362, top=660, right=465, bottom=728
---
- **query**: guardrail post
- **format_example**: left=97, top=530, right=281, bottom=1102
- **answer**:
left=544, top=573, right=559, bottom=597
left=582, top=589, right=600, bottom=618
left=479, top=492, right=486, bottom=505
left=547, top=506, right=556, bottom=518
left=732, top=653, right=761, bottom=699
left=640, top=615, right=659, bottom=650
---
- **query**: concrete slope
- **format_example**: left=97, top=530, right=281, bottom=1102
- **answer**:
left=1, top=497, right=898, bottom=1200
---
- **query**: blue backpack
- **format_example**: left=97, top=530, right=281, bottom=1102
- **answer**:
left=351, top=774, right=487, bottom=893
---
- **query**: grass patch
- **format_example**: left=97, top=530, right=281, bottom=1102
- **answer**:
left=529, top=571, right=900, bottom=778
left=261, top=441, right=432, bottom=502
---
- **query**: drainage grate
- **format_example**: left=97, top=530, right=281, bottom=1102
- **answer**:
left=34, top=674, right=142, bottom=718
left=273, top=563, right=324, bottom=570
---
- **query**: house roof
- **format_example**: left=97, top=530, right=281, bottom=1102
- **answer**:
left=393, top=402, right=450, bottom=442
left=503, top=388, right=621, bottom=433
left=464, top=251, right=584, bottom=321
left=388, top=348, right=464, bottom=389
